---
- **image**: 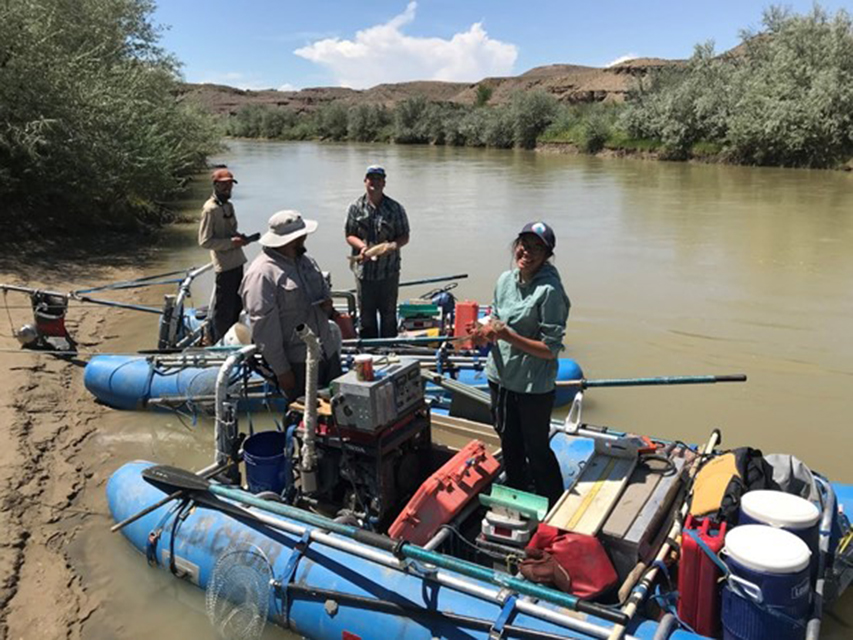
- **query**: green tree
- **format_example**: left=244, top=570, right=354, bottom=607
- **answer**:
left=509, top=90, right=559, bottom=148
left=726, top=6, right=853, bottom=166
left=315, top=103, right=349, bottom=140
left=393, top=96, right=429, bottom=143
left=621, top=4, right=853, bottom=167
left=475, top=84, right=493, bottom=107
left=0, top=0, right=220, bottom=232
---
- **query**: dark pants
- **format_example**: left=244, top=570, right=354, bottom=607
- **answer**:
left=289, top=353, right=343, bottom=400
left=357, top=275, right=399, bottom=339
left=489, top=382, right=564, bottom=507
left=211, top=266, right=243, bottom=343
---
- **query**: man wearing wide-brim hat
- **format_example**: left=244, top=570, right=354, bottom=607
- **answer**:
left=198, top=168, right=249, bottom=343
left=240, top=210, right=341, bottom=395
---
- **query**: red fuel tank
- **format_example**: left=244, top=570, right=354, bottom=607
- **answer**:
left=677, top=514, right=727, bottom=638
left=388, top=439, right=500, bottom=545
left=453, top=300, right=479, bottom=350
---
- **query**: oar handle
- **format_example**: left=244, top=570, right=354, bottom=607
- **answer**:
left=346, top=274, right=468, bottom=294
left=555, top=374, right=747, bottom=388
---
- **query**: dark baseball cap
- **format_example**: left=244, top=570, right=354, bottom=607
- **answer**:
left=365, top=165, right=386, bottom=177
left=519, top=221, right=556, bottom=251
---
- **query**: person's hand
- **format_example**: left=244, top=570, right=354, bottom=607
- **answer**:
left=356, top=245, right=367, bottom=263
left=387, top=241, right=398, bottom=252
left=231, top=235, right=247, bottom=248
left=277, top=370, right=296, bottom=393
left=489, top=318, right=510, bottom=341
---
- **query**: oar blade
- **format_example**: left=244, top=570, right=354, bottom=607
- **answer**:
left=142, top=464, right=212, bottom=493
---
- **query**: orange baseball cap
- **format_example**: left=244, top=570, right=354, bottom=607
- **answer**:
left=211, top=168, right=237, bottom=183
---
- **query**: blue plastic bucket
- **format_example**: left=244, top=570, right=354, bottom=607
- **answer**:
left=722, top=525, right=811, bottom=640
left=739, top=489, right=820, bottom=580
left=243, top=430, right=290, bottom=495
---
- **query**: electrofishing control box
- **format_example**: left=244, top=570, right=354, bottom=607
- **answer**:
left=330, top=358, right=424, bottom=432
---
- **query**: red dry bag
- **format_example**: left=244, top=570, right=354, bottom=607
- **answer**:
left=522, top=523, right=618, bottom=599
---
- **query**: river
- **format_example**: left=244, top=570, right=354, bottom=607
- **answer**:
left=74, top=140, right=853, bottom=638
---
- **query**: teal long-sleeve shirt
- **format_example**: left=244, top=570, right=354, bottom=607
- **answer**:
left=484, top=263, right=570, bottom=394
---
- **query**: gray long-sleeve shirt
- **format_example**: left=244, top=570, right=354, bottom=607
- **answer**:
left=239, top=247, right=334, bottom=375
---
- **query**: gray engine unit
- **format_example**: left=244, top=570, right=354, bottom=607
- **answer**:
left=330, top=358, right=423, bottom=432
left=296, top=357, right=431, bottom=524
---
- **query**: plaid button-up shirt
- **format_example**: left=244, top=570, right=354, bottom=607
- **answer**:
left=345, top=193, right=409, bottom=281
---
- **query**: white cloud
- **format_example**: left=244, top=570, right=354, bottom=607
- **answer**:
left=605, top=54, right=639, bottom=68
left=278, top=83, right=297, bottom=92
left=294, top=2, right=517, bottom=89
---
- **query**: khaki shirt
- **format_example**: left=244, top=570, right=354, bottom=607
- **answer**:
left=198, top=196, right=247, bottom=273
left=239, top=248, right=334, bottom=375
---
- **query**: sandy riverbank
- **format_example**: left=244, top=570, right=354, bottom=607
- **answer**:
left=0, top=262, right=149, bottom=639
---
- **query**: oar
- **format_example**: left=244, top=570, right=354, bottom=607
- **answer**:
left=142, top=464, right=629, bottom=626
left=555, top=374, right=747, bottom=388
left=342, top=335, right=469, bottom=347
left=110, top=461, right=233, bottom=533
left=72, top=267, right=206, bottom=294
left=346, top=273, right=468, bottom=294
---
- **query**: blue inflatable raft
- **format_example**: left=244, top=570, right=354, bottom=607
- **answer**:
left=84, top=353, right=584, bottom=412
left=107, top=428, right=853, bottom=640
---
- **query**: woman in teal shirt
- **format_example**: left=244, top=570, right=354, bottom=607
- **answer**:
left=480, top=221, right=570, bottom=506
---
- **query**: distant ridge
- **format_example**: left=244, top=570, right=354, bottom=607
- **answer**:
left=178, top=55, right=696, bottom=116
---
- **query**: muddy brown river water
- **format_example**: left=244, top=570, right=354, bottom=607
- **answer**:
left=74, top=140, right=853, bottom=638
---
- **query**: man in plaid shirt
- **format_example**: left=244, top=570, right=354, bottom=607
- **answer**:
left=345, top=165, right=410, bottom=338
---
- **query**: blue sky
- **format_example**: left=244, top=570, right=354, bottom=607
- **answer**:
left=152, top=1, right=851, bottom=90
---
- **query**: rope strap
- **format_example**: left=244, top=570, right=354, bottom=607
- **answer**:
left=277, top=530, right=312, bottom=626
left=683, top=529, right=730, bottom=577
left=489, top=594, right=518, bottom=640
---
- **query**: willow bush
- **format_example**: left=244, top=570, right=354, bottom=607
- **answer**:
left=622, top=5, right=853, bottom=167
left=0, top=0, right=220, bottom=233
left=228, top=90, right=560, bottom=150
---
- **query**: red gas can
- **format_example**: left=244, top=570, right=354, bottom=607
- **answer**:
left=388, top=439, right=500, bottom=545
left=677, top=514, right=727, bottom=638
left=453, top=300, right=479, bottom=350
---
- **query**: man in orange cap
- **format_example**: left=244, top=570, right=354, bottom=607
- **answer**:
left=199, top=167, right=248, bottom=342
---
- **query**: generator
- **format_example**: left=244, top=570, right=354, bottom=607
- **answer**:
left=289, top=358, right=432, bottom=527
left=16, top=291, right=77, bottom=352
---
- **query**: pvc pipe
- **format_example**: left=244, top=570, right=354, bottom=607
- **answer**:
left=297, top=324, right=321, bottom=492
left=214, top=345, right=257, bottom=466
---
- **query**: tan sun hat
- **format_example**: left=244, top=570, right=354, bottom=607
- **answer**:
left=259, top=210, right=318, bottom=248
